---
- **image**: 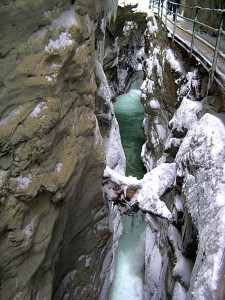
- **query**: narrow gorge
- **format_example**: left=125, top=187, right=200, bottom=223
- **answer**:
left=0, top=1, right=225, bottom=300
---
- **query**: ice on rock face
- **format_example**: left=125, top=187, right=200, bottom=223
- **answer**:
left=172, top=282, right=187, bottom=300
left=168, top=225, right=193, bottom=287
left=148, top=244, right=162, bottom=286
left=101, top=0, right=118, bottom=21
left=165, top=48, right=184, bottom=74
left=95, top=60, right=126, bottom=174
left=178, top=69, right=201, bottom=99
left=52, top=10, right=78, bottom=29
left=176, top=113, right=225, bottom=298
left=141, top=51, right=163, bottom=127
left=169, top=97, right=203, bottom=133
left=95, top=60, right=112, bottom=104
left=103, top=117, right=126, bottom=175
left=141, top=47, right=162, bottom=95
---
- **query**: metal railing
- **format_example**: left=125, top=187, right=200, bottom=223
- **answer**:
left=149, top=0, right=225, bottom=86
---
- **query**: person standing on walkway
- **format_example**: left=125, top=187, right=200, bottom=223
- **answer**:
left=167, top=0, right=173, bottom=14
left=172, top=0, right=180, bottom=21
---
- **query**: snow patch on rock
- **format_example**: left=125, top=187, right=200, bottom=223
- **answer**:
left=165, top=48, right=184, bottom=74
left=169, top=97, right=203, bottom=133
left=149, top=98, right=160, bottom=109
left=29, top=102, right=47, bottom=117
left=44, top=32, right=73, bottom=52
left=13, top=175, right=31, bottom=190
left=55, top=163, right=63, bottom=173
left=23, top=217, right=36, bottom=239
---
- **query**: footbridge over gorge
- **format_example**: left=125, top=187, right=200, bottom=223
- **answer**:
left=150, top=0, right=225, bottom=90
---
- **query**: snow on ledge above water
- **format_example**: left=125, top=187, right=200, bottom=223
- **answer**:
left=134, top=163, right=176, bottom=221
left=103, top=163, right=176, bottom=221
left=169, top=96, right=203, bottom=133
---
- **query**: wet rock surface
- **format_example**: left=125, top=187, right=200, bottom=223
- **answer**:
left=0, top=0, right=118, bottom=299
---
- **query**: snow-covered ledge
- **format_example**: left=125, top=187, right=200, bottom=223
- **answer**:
left=103, top=163, right=176, bottom=221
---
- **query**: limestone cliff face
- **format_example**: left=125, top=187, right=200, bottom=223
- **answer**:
left=141, top=14, right=225, bottom=300
left=0, top=0, right=118, bottom=299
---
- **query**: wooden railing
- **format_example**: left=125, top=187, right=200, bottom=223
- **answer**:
left=150, top=0, right=225, bottom=86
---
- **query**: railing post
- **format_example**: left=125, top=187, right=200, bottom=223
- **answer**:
left=172, top=3, right=178, bottom=43
left=190, top=6, right=200, bottom=56
left=210, top=11, right=225, bottom=83
left=165, top=0, right=168, bottom=27
left=157, top=0, right=160, bottom=18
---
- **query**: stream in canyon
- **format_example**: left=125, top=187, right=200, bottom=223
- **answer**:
left=109, top=89, right=147, bottom=300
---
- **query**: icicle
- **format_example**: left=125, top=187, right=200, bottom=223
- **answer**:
left=101, top=0, right=118, bottom=22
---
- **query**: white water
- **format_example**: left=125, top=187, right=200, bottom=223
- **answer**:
left=109, top=213, right=146, bottom=300
left=109, top=89, right=146, bottom=300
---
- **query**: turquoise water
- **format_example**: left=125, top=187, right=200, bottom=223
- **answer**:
left=109, top=89, right=146, bottom=300
left=113, top=89, right=146, bottom=179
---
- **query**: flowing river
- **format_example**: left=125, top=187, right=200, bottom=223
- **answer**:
left=109, top=89, right=147, bottom=300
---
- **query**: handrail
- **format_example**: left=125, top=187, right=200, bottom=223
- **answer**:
left=149, top=0, right=225, bottom=86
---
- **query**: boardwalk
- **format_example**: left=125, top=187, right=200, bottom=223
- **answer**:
left=152, top=1, right=225, bottom=89
left=166, top=15, right=225, bottom=87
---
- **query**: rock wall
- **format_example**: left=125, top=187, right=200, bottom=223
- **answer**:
left=104, top=4, right=147, bottom=96
left=0, top=0, right=119, bottom=299
left=182, top=0, right=225, bottom=32
left=141, top=13, right=225, bottom=300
